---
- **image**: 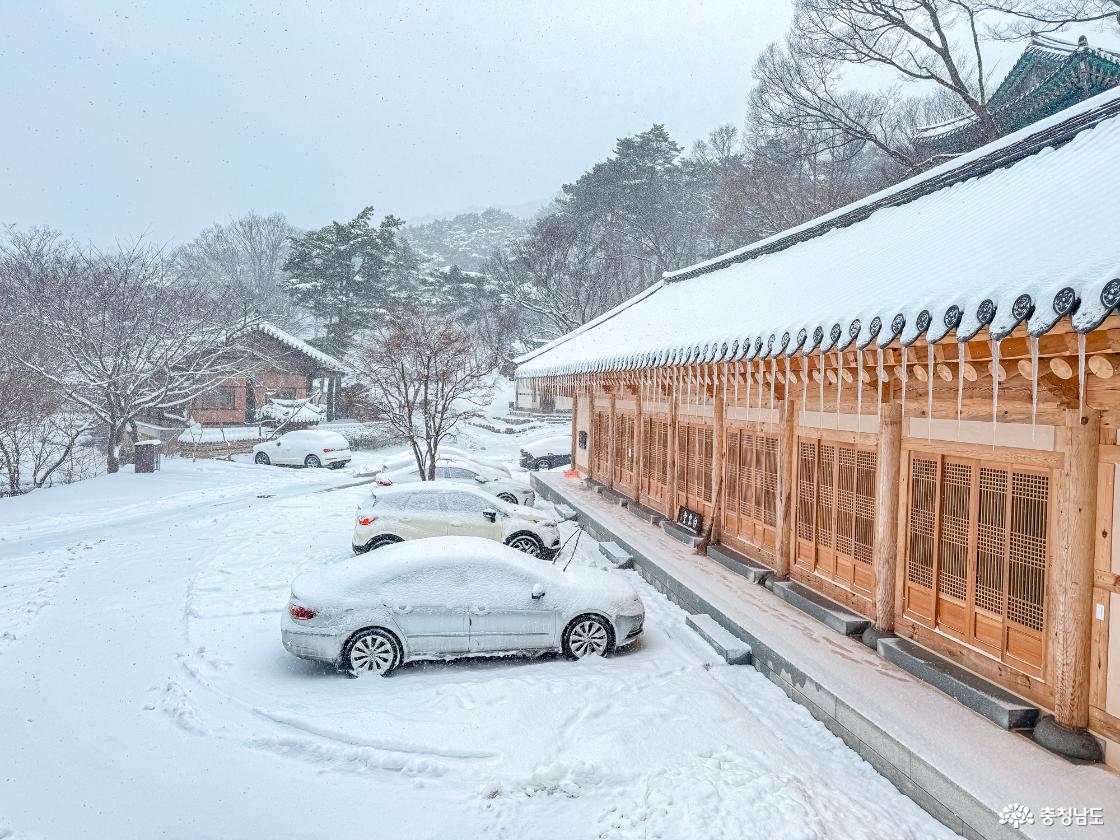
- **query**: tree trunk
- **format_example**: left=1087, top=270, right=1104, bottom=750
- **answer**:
left=106, top=422, right=121, bottom=474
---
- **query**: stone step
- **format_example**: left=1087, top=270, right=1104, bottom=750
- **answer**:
left=660, top=519, right=703, bottom=548
left=598, top=540, right=634, bottom=570
left=593, top=485, right=629, bottom=507
left=554, top=504, right=578, bottom=522
left=878, top=637, right=1040, bottom=731
left=686, top=614, right=752, bottom=665
left=771, top=580, right=870, bottom=637
left=707, top=544, right=773, bottom=585
left=626, top=501, right=665, bottom=525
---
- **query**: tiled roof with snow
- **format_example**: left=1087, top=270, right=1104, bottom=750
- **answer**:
left=516, top=88, right=1120, bottom=379
left=249, top=322, right=347, bottom=372
left=257, top=398, right=327, bottom=424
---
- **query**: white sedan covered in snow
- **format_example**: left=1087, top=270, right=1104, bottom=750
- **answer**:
left=282, top=537, right=645, bottom=676
left=252, top=430, right=352, bottom=469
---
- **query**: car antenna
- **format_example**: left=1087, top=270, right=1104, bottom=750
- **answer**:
left=561, top=526, right=584, bottom=572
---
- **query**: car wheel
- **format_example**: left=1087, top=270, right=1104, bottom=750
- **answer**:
left=304, top=454, right=322, bottom=468
left=562, top=615, right=613, bottom=659
left=343, top=628, right=400, bottom=677
left=366, top=535, right=402, bottom=551
left=255, top=452, right=270, bottom=465
left=505, top=532, right=544, bottom=557
left=497, top=492, right=518, bottom=504
left=534, top=458, right=552, bottom=471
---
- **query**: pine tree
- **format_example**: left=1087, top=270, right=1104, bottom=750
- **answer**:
left=281, top=207, right=419, bottom=357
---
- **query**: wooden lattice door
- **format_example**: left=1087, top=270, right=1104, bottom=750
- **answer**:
left=640, top=416, right=669, bottom=509
left=613, top=414, right=636, bottom=492
left=723, top=428, right=778, bottom=557
left=903, top=453, right=1050, bottom=676
left=794, top=437, right=876, bottom=598
left=592, top=411, right=611, bottom=479
left=676, top=423, right=713, bottom=517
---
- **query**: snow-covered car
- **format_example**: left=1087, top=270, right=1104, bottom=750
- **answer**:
left=252, top=430, right=351, bottom=469
left=519, top=435, right=572, bottom=471
left=378, top=448, right=512, bottom=478
left=376, top=458, right=533, bottom=506
left=351, top=481, right=560, bottom=557
left=282, top=536, right=645, bottom=676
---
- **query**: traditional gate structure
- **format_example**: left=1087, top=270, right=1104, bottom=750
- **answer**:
left=515, top=90, right=1120, bottom=766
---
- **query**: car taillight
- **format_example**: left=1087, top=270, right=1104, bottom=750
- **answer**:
left=323, top=447, right=334, bottom=453
left=356, top=514, right=378, bottom=526
left=376, top=479, right=393, bottom=487
left=289, top=604, right=316, bottom=620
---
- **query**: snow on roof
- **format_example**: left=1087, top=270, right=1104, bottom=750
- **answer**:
left=516, top=88, right=1120, bottom=378
left=248, top=322, right=347, bottom=372
left=257, top=398, right=326, bottom=424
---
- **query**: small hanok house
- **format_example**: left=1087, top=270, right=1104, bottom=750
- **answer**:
left=916, top=33, right=1120, bottom=161
left=189, top=321, right=346, bottom=428
left=516, top=89, right=1120, bottom=767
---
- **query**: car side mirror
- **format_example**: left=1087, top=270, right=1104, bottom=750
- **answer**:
left=531, top=583, right=545, bottom=600
left=482, top=508, right=497, bottom=523
left=474, top=475, right=487, bottom=483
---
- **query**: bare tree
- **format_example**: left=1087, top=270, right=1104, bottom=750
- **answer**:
left=982, top=1, right=1119, bottom=37
left=175, top=211, right=301, bottom=327
left=2, top=232, right=264, bottom=474
left=353, top=309, right=497, bottom=480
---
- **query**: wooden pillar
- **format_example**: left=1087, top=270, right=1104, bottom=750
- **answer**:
left=667, top=369, right=680, bottom=519
left=570, top=389, right=579, bottom=475
left=1051, top=407, right=1100, bottom=731
left=634, top=379, right=645, bottom=506
left=773, top=391, right=797, bottom=579
left=706, top=367, right=726, bottom=547
left=873, top=402, right=903, bottom=633
left=607, top=389, right=617, bottom=489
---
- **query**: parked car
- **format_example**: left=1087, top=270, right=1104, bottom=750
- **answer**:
left=351, top=481, right=560, bottom=557
left=282, top=536, right=645, bottom=676
left=378, top=448, right=512, bottom=477
left=375, top=458, right=534, bottom=506
left=520, top=435, right=572, bottom=471
left=253, top=430, right=351, bottom=469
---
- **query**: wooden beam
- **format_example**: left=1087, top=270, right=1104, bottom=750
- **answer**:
left=873, top=402, right=903, bottom=633
left=774, top=396, right=797, bottom=578
left=634, top=376, right=645, bottom=506
left=1050, top=408, right=1100, bottom=730
left=666, top=370, right=680, bottom=519
left=607, top=391, right=617, bottom=489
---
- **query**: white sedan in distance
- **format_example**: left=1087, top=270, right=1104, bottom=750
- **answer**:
left=376, top=458, right=533, bottom=506
left=351, top=481, right=561, bottom=557
left=282, top=537, right=645, bottom=676
left=252, top=429, right=352, bottom=469
left=379, top=448, right=512, bottom=478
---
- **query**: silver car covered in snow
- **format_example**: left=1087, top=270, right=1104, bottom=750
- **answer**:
left=282, top=537, right=645, bottom=676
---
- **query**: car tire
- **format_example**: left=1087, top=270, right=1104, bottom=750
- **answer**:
left=534, top=458, right=552, bottom=471
left=364, top=535, right=402, bottom=552
left=304, top=454, right=322, bottom=468
left=255, top=452, right=270, bottom=465
left=562, top=614, right=614, bottom=659
left=497, top=492, right=518, bottom=505
left=342, top=628, right=401, bottom=677
left=505, top=532, right=545, bottom=557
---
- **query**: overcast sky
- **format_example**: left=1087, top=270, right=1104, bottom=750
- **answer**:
left=0, top=1, right=796, bottom=244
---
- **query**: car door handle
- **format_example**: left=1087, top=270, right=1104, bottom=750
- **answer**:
left=450, top=520, right=464, bottom=527
left=470, top=606, right=490, bottom=616
left=394, top=605, right=413, bottom=614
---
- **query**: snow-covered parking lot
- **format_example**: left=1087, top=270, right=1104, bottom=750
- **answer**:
left=0, top=429, right=956, bottom=840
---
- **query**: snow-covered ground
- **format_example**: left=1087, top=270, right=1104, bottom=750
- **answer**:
left=0, top=413, right=956, bottom=839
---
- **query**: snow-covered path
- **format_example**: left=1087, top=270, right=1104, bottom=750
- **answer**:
left=0, top=431, right=956, bottom=839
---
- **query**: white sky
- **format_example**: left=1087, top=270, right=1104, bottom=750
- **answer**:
left=1, top=2, right=1113, bottom=246
left=0, top=1, right=793, bottom=244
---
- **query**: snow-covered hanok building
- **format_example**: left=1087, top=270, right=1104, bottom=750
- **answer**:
left=916, top=33, right=1120, bottom=160
left=189, top=322, right=346, bottom=427
left=516, top=89, right=1120, bottom=766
